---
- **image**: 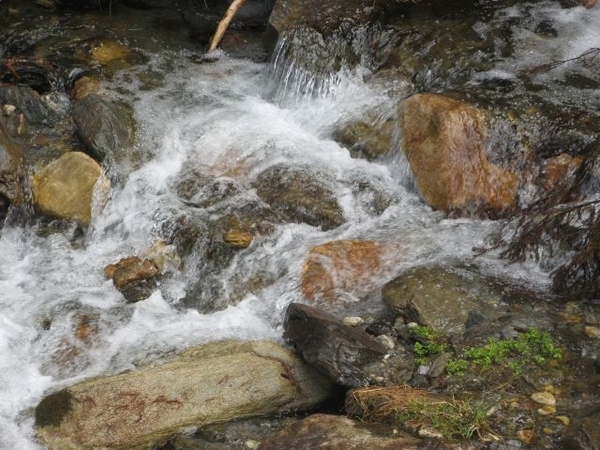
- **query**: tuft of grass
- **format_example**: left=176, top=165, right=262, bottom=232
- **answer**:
left=349, top=386, right=492, bottom=441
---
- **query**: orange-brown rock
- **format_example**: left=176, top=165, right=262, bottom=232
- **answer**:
left=105, top=256, right=159, bottom=289
left=541, top=153, right=583, bottom=193
left=105, top=256, right=160, bottom=302
left=72, top=75, right=100, bottom=100
left=399, top=93, right=520, bottom=215
left=301, top=240, right=401, bottom=302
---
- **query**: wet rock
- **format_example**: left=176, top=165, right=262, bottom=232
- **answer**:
left=35, top=339, right=333, bottom=450
left=0, top=84, right=59, bottom=125
left=399, top=93, right=520, bottom=216
left=31, top=151, right=110, bottom=225
left=382, top=265, right=504, bottom=334
left=253, top=164, right=345, bottom=230
left=563, top=412, right=600, bottom=450
left=144, top=240, right=181, bottom=274
left=334, top=114, right=396, bottom=161
left=71, top=75, right=100, bottom=100
left=104, top=256, right=160, bottom=303
left=175, top=168, right=242, bottom=209
left=283, top=302, right=388, bottom=387
left=541, top=153, right=583, bottom=193
left=258, top=413, right=421, bottom=450
left=0, top=119, right=24, bottom=205
left=301, top=239, right=402, bottom=303
left=72, top=94, right=135, bottom=163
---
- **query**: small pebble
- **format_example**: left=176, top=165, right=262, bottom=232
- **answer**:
left=517, top=429, right=536, bottom=444
left=537, top=404, right=556, bottom=416
left=2, top=104, right=16, bottom=116
left=584, top=326, right=600, bottom=338
left=343, top=316, right=364, bottom=327
left=245, top=440, right=260, bottom=449
left=555, top=415, right=570, bottom=426
left=531, top=391, right=556, bottom=406
left=376, top=334, right=395, bottom=350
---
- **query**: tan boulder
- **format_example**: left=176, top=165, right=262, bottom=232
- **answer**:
left=399, top=93, right=520, bottom=215
left=31, top=151, right=110, bottom=225
left=35, top=339, right=334, bottom=450
left=301, top=239, right=402, bottom=302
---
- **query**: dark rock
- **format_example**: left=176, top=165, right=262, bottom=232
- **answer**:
left=0, top=119, right=24, bottom=205
left=258, top=413, right=422, bottom=450
left=0, top=85, right=60, bottom=124
left=72, top=94, right=135, bottom=164
left=382, top=265, right=505, bottom=335
left=563, top=412, right=600, bottom=450
left=283, top=303, right=388, bottom=387
left=253, top=164, right=345, bottom=231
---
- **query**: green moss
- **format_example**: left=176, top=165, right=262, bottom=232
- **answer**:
left=446, top=329, right=562, bottom=376
left=35, top=389, right=73, bottom=428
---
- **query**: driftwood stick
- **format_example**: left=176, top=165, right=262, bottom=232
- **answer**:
left=208, top=0, right=248, bottom=52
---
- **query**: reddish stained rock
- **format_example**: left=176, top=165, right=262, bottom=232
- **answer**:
left=301, top=239, right=402, bottom=303
left=541, top=153, right=583, bottom=193
left=399, top=93, right=520, bottom=216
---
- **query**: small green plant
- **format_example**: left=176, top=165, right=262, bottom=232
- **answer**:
left=446, top=329, right=562, bottom=376
left=410, top=326, right=448, bottom=364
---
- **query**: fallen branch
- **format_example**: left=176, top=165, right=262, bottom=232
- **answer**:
left=208, top=0, right=248, bottom=52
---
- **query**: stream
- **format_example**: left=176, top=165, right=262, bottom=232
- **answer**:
left=1, top=0, right=600, bottom=448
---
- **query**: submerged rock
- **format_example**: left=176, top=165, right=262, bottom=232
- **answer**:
left=31, top=151, right=110, bottom=225
left=258, top=413, right=421, bottom=450
left=399, top=93, right=520, bottom=216
left=301, top=239, right=402, bottom=303
left=253, top=164, right=345, bottom=231
left=284, top=302, right=388, bottom=387
left=35, top=339, right=333, bottom=450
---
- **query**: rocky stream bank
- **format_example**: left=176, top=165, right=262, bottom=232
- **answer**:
left=2, top=0, right=600, bottom=449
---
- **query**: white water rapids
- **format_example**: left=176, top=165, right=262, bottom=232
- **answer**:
left=1, top=1, right=599, bottom=447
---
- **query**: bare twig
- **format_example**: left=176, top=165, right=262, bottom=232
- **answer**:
left=208, top=0, right=247, bottom=52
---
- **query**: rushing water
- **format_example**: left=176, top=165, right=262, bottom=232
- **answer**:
left=1, top=1, right=599, bottom=448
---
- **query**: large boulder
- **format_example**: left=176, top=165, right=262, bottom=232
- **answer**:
left=258, top=413, right=422, bottom=450
left=399, top=93, right=520, bottom=216
left=31, top=151, right=110, bottom=225
left=35, top=339, right=334, bottom=450
left=284, top=302, right=388, bottom=387
left=301, top=239, right=402, bottom=303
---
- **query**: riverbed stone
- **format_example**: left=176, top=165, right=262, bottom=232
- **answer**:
left=105, top=255, right=160, bottom=303
left=0, top=119, right=24, bottom=206
left=35, top=339, right=334, bottom=450
left=258, top=413, right=422, bottom=450
left=253, top=164, right=345, bottom=231
left=382, top=265, right=504, bottom=335
left=284, top=302, right=388, bottom=387
left=399, top=93, right=520, bottom=216
left=72, top=94, right=135, bottom=163
left=301, top=239, right=402, bottom=303
left=31, top=151, right=110, bottom=225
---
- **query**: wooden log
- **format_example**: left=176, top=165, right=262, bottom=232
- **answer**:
left=208, top=0, right=248, bottom=52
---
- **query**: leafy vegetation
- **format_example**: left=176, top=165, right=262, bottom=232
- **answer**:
left=446, top=328, right=562, bottom=376
left=408, top=325, right=562, bottom=376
